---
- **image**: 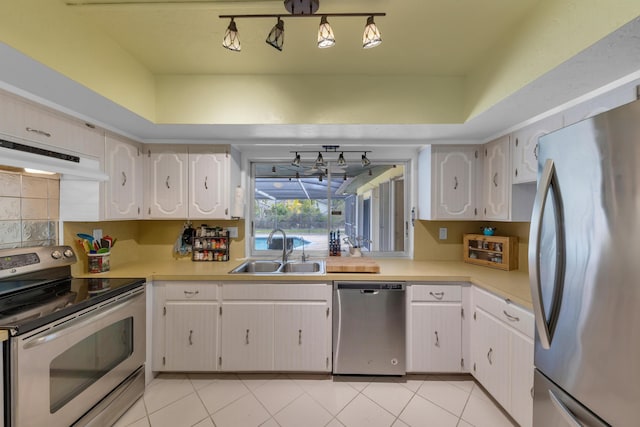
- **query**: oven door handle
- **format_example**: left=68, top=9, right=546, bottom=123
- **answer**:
left=23, top=289, right=143, bottom=350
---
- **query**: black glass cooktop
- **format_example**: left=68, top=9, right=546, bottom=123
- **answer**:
left=0, top=276, right=145, bottom=335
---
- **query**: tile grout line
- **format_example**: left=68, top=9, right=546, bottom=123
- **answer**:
left=188, top=375, right=220, bottom=427
left=455, top=382, right=475, bottom=427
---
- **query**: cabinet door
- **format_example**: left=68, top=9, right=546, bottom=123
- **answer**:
left=409, top=303, right=462, bottom=372
left=483, top=136, right=510, bottom=220
left=0, top=91, right=25, bottom=138
left=21, top=102, right=69, bottom=149
left=220, top=303, right=274, bottom=371
left=189, top=151, right=230, bottom=219
left=164, top=301, right=218, bottom=371
left=274, top=302, right=330, bottom=372
left=434, top=147, right=481, bottom=219
left=145, top=147, right=188, bottom=218
left=512, top=115, right=562, bottom=184
left=471, top=308, right=510, bottom=408
left=510, top=330, right=534, bottom=427
left=105, top=136, right=142, bottom=219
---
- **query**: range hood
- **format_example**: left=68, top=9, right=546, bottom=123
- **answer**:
left=0, top=138, right=108, bottom=181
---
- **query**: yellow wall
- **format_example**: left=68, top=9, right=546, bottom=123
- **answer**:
left=413, top=220, right=530, bottom=272
left=464, top=0, right=640, bottom=120
left=64, top=220, right=246, bottom=276
left=0, top=0, right=156, bottom=120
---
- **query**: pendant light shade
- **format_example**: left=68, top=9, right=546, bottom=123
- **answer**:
left=314, top=152, right=325, bottom=168
left=222, top=18, right=241, bottom=51
left=291, top=152, right=301, bottom=167
left=362, top=15, right=382, bottom=49
left=361, top=153, right=371, bottom=167
left=317, top=16, right=335, bottom=48
left=266, top=18, right=285, bottom=51
left=337, top=152, right=347, bottom=166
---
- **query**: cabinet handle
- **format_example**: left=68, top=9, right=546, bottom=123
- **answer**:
left=487, top=348, right=493, bottom=365
left=534, top=144, right=539, bottom=160
left=165, top=175, right=171, bottom=189
left=183, top=290, right=199, bottom=297
left=298, top=329, right=302, bottom=345
left=434, top=331, right=439, bottom=347
left=515, top=168, right=518, bottom=177
left=188, top=330, right=193, bottom=346
left=204, top=176, right=208, bottom=190
left=429, top=291, right=444, bottom=300
left=503, top=310, right=520, bottom=322
left=493, top=172, right=498, bottom=187
left=245, top=329, right=250, bottom=345
left=453, top=176, right=458, bottom=190
left=25, top=127, right=51, bottom=137
left=121, top=171, right=127, bottom=187
left=515, top=138, right=519, bottom=147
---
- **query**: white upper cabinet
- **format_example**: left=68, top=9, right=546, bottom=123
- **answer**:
left=105, top=135, right=143, bottom=219
left=144, top=145, right=188, bottom=218
left=188, top=148, right=230, bottom=219
left=511, top=115, right=563, bottom=184
left=418, top=145, right=482, bottom=220
left=482, top=136, right=511, bottom=220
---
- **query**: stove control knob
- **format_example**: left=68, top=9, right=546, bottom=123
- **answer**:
left=51, top=250, right=62, bottom=260
left=63, top=249, right=75, bottom=258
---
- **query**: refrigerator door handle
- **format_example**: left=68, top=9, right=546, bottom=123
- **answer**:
left=529, top=159, right=562, bottom=349
left=548, top=390, right=584, bottom=427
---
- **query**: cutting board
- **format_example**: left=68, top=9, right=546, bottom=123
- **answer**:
left=325, top=257, right=380, bottom=273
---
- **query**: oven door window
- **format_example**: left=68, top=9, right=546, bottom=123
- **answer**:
left=49, top=317, right=134, bottom=413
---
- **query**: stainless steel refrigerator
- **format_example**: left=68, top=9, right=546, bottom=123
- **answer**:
left=529, top=98, right=640, bottom=426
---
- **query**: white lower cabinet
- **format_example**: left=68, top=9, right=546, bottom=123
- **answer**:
left=153, top=282, right=220, bottom=372
left=220, top=302, right=275, bottom=371
left=274, top=303, right=330, bottom=371
left=219, top=282, right=332, bottom=372
left=471, top=287, right=534, bottom=427
left=165, top=301, right=219, bottom=371
left=407, top=283, right=464, bottom=372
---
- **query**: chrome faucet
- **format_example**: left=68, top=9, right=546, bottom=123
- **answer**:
left=267, top=228, right=292, bottom=264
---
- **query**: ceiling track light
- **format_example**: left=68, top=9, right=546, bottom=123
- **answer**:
left=220, top=0, right=384, bottom=52
left=266, top=17, right=285, bottom=51
left=290, top=145, right=372, bottom=168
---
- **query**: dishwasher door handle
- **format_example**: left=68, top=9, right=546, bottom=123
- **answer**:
left=361, top=289, right=380, bottom=295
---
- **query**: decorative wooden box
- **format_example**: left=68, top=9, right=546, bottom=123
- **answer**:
left=463, top=234, right=518, bottom=271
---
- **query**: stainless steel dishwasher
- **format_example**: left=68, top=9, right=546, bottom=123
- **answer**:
left=333, top=281, right=406, bottom=375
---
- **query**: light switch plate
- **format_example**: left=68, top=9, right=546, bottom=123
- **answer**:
left=439, top=227, right=447, bottom=240
left=93, top=229, right=103, bottom=240
left=227, top=227, right=238, bottom=238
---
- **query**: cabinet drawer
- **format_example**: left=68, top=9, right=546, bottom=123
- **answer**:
left=410, top=283, right=462, bottom=302
left=163, top=282, right=219, bottom=300
left=473, top=287, right=534, bottom=338
left=222, top=283, right=331, bottom=301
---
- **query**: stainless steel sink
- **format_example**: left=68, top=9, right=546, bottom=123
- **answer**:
left=280, top=261, right=324, bottom=273
left=229, top=260, right=325, bottom=274
left=229, top=260, right=282, bottom=274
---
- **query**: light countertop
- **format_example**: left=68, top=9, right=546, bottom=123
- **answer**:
left=80, top=258, right=533, bottom=309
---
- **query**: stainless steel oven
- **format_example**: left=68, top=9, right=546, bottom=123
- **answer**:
left=0, top=246, right=146, bottom=426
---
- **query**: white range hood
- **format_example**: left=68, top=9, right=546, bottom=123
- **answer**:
left=0, top=137, right=108, bottom=181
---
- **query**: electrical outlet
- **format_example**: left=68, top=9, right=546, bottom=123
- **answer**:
left=93, top=229, right=103, bottom=240
left=439, top=227, right=447, bottom=240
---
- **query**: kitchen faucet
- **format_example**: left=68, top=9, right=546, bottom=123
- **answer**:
left=267, top=228, right=292, bottom=264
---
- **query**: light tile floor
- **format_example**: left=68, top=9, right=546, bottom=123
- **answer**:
left=114, top=373, right=517, bottom=427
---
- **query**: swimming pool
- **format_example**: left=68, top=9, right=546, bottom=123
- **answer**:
left=254, top=236, right=311, bottom=250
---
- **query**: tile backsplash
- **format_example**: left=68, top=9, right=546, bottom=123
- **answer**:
left=0, top=169, right=59, bottom=248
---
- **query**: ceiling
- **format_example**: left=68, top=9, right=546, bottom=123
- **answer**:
left=65, top=0, right=537, bottom=76
left=0, top=1, right=639, bottom=145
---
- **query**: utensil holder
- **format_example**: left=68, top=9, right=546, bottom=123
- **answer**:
left=88, top=252, right=110, bottom=273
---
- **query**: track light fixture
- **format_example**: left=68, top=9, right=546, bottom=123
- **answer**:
left=220, top=0, right=384, bottom=52
left=291, top=152, right=301, bottom=167
left=317, top=16, right=335, bottom=48
left=290, top=146, right=372, bottom=169
left=266, top=18, right=285, bottom=51
left=222, top=18, right=241, bottom=51
left=314, top=152, right=325, bottom=168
